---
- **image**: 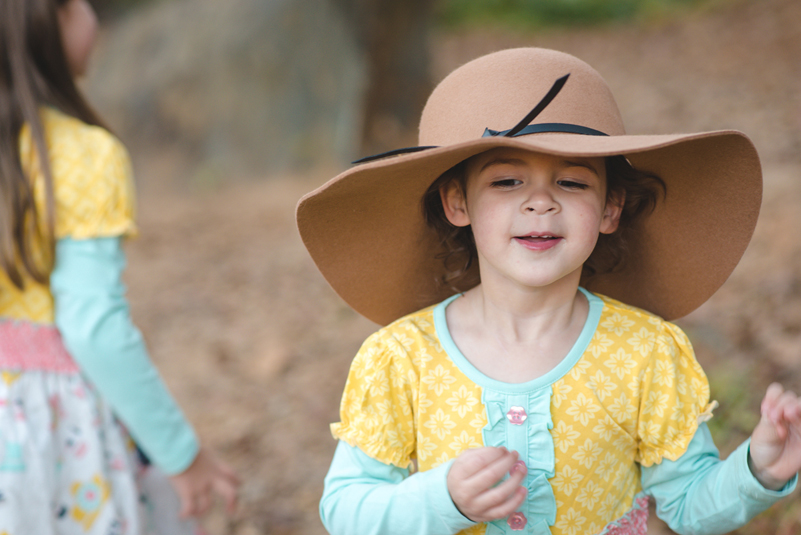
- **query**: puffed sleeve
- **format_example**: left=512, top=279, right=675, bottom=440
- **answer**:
left=636, top=321, right=715, bottom=467
left=53, top=131, right=137, bottom=240
left=331, top=329, right=419, bottom=468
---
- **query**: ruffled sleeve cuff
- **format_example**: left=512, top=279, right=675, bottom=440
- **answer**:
left=639, top=400, right=719, bottom=467
left=636, top=321, right=713, bottom=467
left=331, top=422, right=414, bottom=469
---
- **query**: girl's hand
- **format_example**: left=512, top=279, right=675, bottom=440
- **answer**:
left=749, top=383, right=801, bottom=490
left=447, top=447, right=527, bottom=523
left=168, top=446, right=241, bottom=518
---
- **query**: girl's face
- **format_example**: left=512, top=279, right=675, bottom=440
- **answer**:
left=441, top=147, right=622, bottom=291
left=57, top=0, right=98, bottom=77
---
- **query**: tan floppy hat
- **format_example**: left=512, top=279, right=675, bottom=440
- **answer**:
left=296, top=48, right=761, bottom=325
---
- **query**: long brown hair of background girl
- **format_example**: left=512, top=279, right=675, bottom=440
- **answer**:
left=0, top=0, right=105, bottom=289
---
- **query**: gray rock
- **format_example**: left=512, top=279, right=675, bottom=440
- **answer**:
left=86, top=0, right=366, bottom=178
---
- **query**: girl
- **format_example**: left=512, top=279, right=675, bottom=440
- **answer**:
left=297, top=48, right=801, bottom=535
left=0, top=0, right=239, bottom=533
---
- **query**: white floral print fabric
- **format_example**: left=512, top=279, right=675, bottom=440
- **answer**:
left=0, top=326, right=199, bottom=535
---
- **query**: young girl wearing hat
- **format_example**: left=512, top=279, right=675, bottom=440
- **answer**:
left=298, top=48, right=801, bottom=535
left=0, top=0, right=239, bottom=532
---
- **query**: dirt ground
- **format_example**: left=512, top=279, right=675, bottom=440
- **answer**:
left=122, top=0, right=801, bottom=533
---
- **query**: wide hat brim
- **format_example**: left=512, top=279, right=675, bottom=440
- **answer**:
left=296, top=49, right=762, bottom=325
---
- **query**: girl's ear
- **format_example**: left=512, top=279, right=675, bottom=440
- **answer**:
left=440, top=181, right=471, bottom=227
left=600, top=189, right=625, bottom=235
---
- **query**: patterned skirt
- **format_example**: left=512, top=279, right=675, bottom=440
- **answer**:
left=0, top=319, right=200, bottom=535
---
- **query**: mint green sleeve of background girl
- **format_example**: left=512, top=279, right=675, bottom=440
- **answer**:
left=50, top=236, right=199, bottom=475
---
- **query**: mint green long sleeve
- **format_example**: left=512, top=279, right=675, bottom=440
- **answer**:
left=321, top=423, right=796, bottom=535
left=50, top=237, right=199, bottom=475
left=641, top=423, right=796, bottom=535
left=321, top=441, right=476, bottom=535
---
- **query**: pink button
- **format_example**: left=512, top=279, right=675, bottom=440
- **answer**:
left=506, top=406, right=527, bottom=425
left=512, top=460, right=527, bottom=474
left=508, top=512, right=527, bottom=531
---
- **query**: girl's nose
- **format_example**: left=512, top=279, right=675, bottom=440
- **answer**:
left=522, top=187, right=559, bottom=215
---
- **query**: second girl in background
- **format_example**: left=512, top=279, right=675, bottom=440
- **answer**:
left=0, top=0, right=238, bottom=533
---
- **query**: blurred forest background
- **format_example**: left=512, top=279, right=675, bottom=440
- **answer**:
left=81, top=0, right=801, bottom=533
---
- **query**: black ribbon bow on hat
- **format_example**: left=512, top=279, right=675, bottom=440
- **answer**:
left=352, top=73, right=608, bottom=165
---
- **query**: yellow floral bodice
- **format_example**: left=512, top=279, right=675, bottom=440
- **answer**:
left=0, top=108, right=137, bottom=325
left=332, top=290, right=712, bottom=535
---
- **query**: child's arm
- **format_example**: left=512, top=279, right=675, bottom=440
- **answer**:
left=51, top=236, right=239, bottom=515
left=749, top=383, right=801, bottom=489
left=169, top=446, right=240, bottom=517
left=321, top=441, right=474, bottom=535
left=321, top=442, right=527, bottom=535
left=51, top=237, right=197, bottom=473
left=642, top=422, right=796, bottom=535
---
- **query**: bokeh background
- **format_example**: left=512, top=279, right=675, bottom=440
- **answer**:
left=81, top=0, right=801, bottom=533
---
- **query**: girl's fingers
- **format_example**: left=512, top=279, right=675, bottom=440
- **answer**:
left=212, top=457, right=241, bottom=483
left=457, top=447, right=510, bottom=479
left=780, top=394, right=801, bottom=420
left=214, top=477, right=240, bottom=514
left=771, top=391, right=799, bottom=423
left=222, top=464, right=241, bottom=485
left=764, top=383, right=784, bottom=408
left=196, top=491, right=211, bottom=517
left=463, top=449, right=518, bottom=495
left=762, top=390, right=801, bottom=442
left=762, top=383, right=784, bottom=416
left=787, top=400, right=801, bottom=422
left=761, top=384, right=789, bottom=430
left=213, top=460, right=241, bottom=513
left=482, top=486, right=527, bottom=521
left=473, top=462, right=527, bottom=512
left=761, top=384, right=782, bottom=420
left=778, top=394, right=801, bottom=439
left=448, top=447, right=525, bottom=520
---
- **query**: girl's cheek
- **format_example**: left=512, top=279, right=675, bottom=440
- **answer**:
left=60, top=0, right=98, bottom=77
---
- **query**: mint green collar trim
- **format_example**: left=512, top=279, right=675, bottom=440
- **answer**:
left=433, top=287, right=603, bottom=394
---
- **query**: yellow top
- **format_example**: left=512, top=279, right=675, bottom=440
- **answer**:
left=332, top=291, right=712, bottom=535
left=0, top=107, right=137, bottom=324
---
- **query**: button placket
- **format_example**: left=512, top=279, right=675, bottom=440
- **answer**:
left=505, top=395, right=531, bottom=533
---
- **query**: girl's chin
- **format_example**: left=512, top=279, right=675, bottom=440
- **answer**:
left=480, top=272, right=584, bottom=293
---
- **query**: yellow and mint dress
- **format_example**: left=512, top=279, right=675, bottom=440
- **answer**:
left=321, top=289, right=796, bottom=535
left=0, top=108, right=199, bottom=535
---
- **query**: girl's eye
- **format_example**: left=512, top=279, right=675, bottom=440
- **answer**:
left=490, top=178, right=521, bottom=188
left=558, top=180, right=589, bottom=190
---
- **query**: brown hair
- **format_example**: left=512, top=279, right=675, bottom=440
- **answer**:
left=422, top=154, right=666, bottom=289
left=0, top=0, right=106, bottom=289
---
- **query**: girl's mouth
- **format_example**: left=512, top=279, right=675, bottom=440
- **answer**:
left=514, top=234, right=562, bottom=251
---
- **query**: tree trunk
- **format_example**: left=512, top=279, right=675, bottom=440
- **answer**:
left=334, top=0, right=434, bottom=157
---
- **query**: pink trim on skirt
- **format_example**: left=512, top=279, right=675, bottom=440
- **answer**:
left=0, top=320, right=79, bottom=373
